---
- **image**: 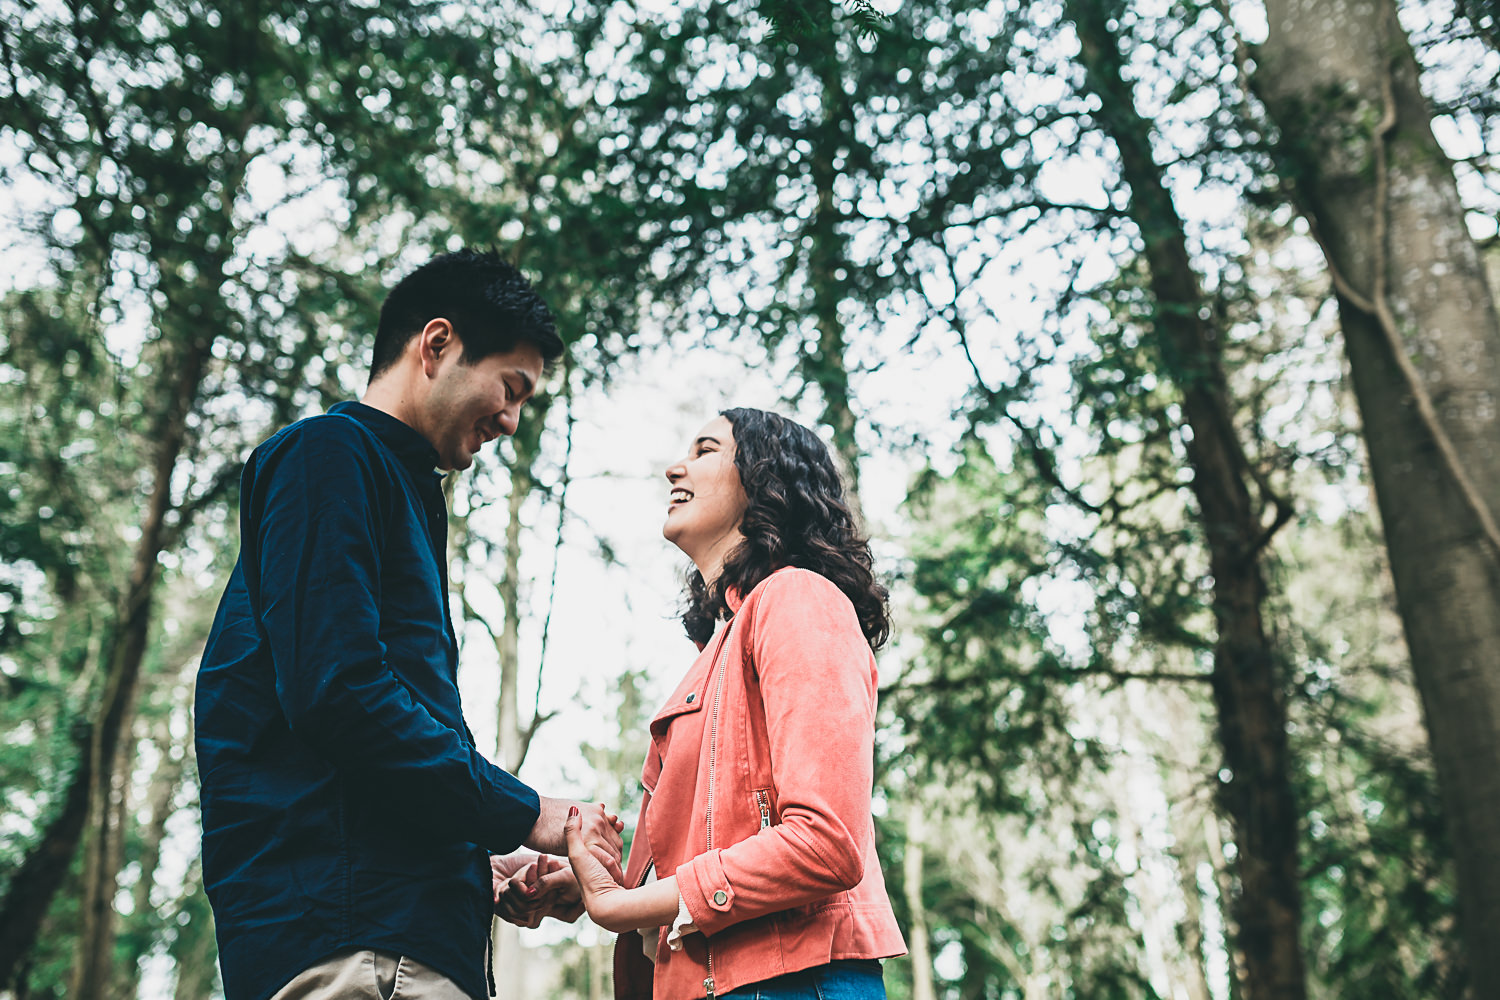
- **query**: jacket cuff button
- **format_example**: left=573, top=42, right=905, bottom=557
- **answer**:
left=713, top=890, right=728, bottom=906
left=686, top=693, right=696, bottom=703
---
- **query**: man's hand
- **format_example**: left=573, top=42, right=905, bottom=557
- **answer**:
left=492, top=853, right=584, bottom=927
left=526, top=797, right=625, bottom=882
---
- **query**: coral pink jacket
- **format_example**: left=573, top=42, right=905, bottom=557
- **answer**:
left=614, top=567, right=906, bottom=1000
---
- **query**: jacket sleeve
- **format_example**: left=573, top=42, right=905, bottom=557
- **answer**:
left=245, top=417, right=540, bottom=852
left=674, top=569, right=876, bottom=935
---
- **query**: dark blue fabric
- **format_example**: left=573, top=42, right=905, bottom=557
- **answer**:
left=196, top=400, right=540, bottom=1000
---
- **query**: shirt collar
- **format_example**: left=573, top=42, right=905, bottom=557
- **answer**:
left=329, top=400, right=440, bottom=477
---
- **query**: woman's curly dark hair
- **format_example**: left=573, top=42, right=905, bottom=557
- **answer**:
left=681, top=408, right=890, bottom=650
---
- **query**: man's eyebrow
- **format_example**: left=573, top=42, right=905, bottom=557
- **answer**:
left=694, top=435, right=722, bottom=447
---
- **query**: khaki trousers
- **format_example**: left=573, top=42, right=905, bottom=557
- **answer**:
left=269, top=948, right=474, bottom=1000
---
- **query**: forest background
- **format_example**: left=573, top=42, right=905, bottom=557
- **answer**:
left=2, top=0, right=1499, bottom=998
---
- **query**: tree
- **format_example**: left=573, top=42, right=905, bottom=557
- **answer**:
left=1253, top=1, right=1500, bottom=993
left=0, top=1, right=526, bottom=992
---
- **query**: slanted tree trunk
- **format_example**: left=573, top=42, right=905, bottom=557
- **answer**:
left=1064, top=2, right=1307, bottom=997
left=1255, top=2, right=1500, bottom=992
left=0, top=333, right=208, bottom=992
left=69, top=334, right=209, bottom=1000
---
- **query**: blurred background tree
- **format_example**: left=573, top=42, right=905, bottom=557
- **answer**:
left=1, top=0, right=1495, bottom=999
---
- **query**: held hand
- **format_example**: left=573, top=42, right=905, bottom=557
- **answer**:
left=494, top=854, right=585, bottom=926
left=564, top=808, right=685, bottom=933
left=562, top=805, right=632, bottom=930
left=493, top=858, right=550, bottom=928
left=526, top=854, right=587, bottom=924
left=530, top=797, right=625, bottom=882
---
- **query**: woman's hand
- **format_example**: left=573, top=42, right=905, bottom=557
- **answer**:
left=564, top=806, right=682, bottom=933
left=493, top=853, right=586, bottom=926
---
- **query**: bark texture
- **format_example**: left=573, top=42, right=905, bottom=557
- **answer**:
left=1256, top=2, right=1500, bottom=993
left=1065, top=2, right=1308, bottom=997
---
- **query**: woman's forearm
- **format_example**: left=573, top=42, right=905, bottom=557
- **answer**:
left=587, top=874, right=683, bottom=932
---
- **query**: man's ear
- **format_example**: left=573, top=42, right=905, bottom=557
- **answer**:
left=417, top=318, right=456, bottom=377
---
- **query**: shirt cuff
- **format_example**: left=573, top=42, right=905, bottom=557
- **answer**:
left=666, top=893, right=699, bottom=952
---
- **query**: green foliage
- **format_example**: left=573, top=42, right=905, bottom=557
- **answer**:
left=892, top=437, right=1100, bottom=812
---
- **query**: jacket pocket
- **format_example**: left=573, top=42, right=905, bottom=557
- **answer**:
left=750, top=787, right=777, bottom=830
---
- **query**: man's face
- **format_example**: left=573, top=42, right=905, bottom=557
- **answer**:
left=421, top=338, right=544, bottom=471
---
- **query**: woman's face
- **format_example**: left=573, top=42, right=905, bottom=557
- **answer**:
left=663, top=415, right=749, bottom=583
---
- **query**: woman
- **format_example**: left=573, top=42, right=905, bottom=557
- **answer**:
left=564, top=407, right=906, bottom=1000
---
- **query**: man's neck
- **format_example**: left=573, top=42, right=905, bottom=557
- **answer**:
left=361, top=373, right=421, bottom=431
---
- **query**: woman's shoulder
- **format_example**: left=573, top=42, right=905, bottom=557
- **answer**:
left=747, top=566, right=856, bottom=618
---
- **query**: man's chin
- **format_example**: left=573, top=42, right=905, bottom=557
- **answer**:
left=437, top=449, right=474, bottom=473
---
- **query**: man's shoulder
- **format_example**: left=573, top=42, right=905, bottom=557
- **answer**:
left=252, top=410, right=386, bottom=467
left=242, top=412, right=398, bottom=505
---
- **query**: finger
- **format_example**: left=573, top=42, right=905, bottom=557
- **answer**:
left=590, top=844, right=626, bottom=885
left=494, top=886, right=531, bottom=920
left=535, top=868, right=578, bottom=898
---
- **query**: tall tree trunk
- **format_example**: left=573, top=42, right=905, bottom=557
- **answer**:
left=902, top=801, right=938, bottom=1000
left=74, top=716, right=135, bottom=999
left=70, top=335, right=208, bottom=1000
left=493, top=471, right=528, bottom=1000
left=1064, top=3, right=1307, bottom=997
left=1159, top=694, right=1216, bottom=1000
left=1254, top=2, right=1500, bottom=993
left=170, top=865, right=219, bottom=1000
left=0, top=337, right=208, bottom=992
left=803, top=23, right=863, bottom=506
left=116, top=713, right=189, bottom=1000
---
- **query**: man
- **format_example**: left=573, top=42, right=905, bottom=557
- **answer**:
left=196, top=249, right=619, bottom=1000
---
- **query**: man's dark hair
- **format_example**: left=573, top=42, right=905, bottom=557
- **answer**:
left=369, top=248, right=563, bottom=381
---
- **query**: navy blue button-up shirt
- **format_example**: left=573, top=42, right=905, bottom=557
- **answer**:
left=196, top=401, right=540, bottom=1000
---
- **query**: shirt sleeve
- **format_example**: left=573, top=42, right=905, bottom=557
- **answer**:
left=243, top=417, right=540, bottom=853
left=674, top=569, right=876, bottom=935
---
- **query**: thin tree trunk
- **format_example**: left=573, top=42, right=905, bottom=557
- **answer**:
left=1159, top=694, right=1216, bottom=1000
left=903, top=801, right=938, bottom=1000
left=70, top=335, right=208, bottom=1000
left=1255, top=3, right=1500, bottom=993
left=492, top=472, right=528, bottom=1000
left=802, top=23, right=864, bottom=509
left=1065, top=3, right=1307, bottom=997
left=170, top=867, right=219, bottom=1000
left=74, top=714, right=135, bottom=998
left=0, top=336, right=208, bottom=992
left=115, top=714, right=188, bottom=1000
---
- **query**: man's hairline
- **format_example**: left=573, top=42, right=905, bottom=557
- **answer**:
left=369, top=319, right=563, bottom=386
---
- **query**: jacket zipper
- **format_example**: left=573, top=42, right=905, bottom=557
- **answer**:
left=702, top=617, right=737, bottom=1000
left=756, top=790, right=771, bottom=830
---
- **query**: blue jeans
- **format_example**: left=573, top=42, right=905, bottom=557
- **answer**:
left=721, top=960, right=886, bottom=1000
